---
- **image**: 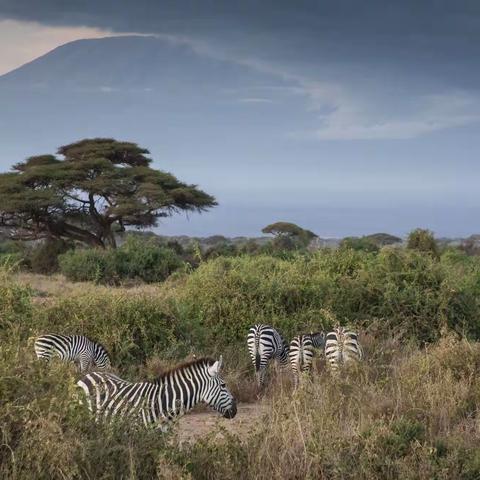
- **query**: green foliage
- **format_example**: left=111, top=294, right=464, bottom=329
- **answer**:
left=340, top=236, right=380, bottom=253
left=407, top=228, right=440, bottom=258
left=262, top=221, right=316, bottom=248
left=59, top=236, right=184, bottom=284
left=173, top=248, right=480, bottom=347
left=0, top=138, right=216, bottom=248
left=364, top=232, right=402, bottom=246
left=26, top=238, right=73, bottom=274
left=203, top=241, right=239, bottom=260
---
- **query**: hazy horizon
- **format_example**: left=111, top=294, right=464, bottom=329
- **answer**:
left=0, top=2, right=478, bottom=238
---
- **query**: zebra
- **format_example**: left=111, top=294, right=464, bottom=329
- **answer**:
left=34, top=334, right=111, bottom=372
left=289, top=331, right=325, bottom=388
left=76, top=356, right=237, bottom=429
left=247, top=324, right=289, bottom=387
left=324, top=326, right=363, bottom=373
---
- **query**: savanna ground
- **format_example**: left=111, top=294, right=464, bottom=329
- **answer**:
left=2, top=247, right=480, bottom=479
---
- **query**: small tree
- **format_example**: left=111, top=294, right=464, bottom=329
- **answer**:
left=364, top=233, right=402, bottom=247
left=0, top=138, right=216, bottom=248
left=407, top=228, right=439, bottom=258
left=262, top=221, right=316, bottom=248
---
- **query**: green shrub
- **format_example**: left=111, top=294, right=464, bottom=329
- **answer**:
left=59, top=247, right=115, bottom=283
left=59, top=236, right=184, bottom=284
left=27, top=238, right=73, bottom=274
left=407, top=228, right=440, bottom=258
left=116, top=235, right=185, bottom=282
left=340, top=236, right=380, bottom=253
left=172, top=248, right=480, bottom=347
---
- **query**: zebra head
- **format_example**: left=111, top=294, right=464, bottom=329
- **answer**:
left=202, top=356, right=237, bottom=419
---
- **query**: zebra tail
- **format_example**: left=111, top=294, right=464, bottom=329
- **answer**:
left=255, top=351, right=261, bottom=372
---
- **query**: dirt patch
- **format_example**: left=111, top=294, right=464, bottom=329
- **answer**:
left=174, top=403, right=267, bottom=444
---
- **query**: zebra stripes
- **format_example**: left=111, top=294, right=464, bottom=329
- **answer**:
left=77, top=356, right=236, bottom=428
left=34, top=334, right=111, bottom=372
left=324, top=326, right=363, bottom=372
left=247, top=324, right=289, bottom=387
left=289, top=332, right=325, bottom=388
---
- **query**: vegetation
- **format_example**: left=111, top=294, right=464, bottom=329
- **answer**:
left=0, top=138, right=216, bottom=248
left=364, top=232, right=402, bottom=247
left=59, top=236, right=185, bottom=284
left=262, top=221, right=316, bottom=249
left=2, top=235, right=480, bottom=479
left=340, top=233, right=402, bottom=253
left=407, top=228, right=440, bottom=258
left=339, top=236, right=380, bottom=253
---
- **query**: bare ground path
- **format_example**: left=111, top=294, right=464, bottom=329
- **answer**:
left=174, top=403, right=267, bottom=443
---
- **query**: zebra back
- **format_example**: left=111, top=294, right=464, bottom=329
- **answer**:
left=34, top=334, right=111, bottom=372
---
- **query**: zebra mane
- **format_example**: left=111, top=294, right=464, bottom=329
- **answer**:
left=155, top=357, right=216, bottom=381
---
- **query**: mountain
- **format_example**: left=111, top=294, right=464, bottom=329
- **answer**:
left=0, top=35, right=265, bottom=93
left=0, top=35, right=298, bottom=167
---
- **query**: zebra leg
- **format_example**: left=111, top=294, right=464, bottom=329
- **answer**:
left=293, top=371, right=300, bottom=390
left=256, top=367, right=268, bottom=391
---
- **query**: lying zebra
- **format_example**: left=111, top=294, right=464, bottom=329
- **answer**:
left=77, top=356, right=237, bottom=429
left=34, top=334, right=111, bottom=372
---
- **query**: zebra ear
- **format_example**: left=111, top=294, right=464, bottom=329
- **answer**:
left=208, top=358, right=221, bottom=376
left=218, top=355, right=223, bottom=371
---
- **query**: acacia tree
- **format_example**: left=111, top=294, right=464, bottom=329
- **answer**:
left=262, top=221, right=317, bottom=249
left=0, top=138, right=217, bottom=248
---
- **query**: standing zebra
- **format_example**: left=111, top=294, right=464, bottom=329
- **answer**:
left=289, top=332, right=325, bottom=388
left=247, top=324, right=289, bottom=387
left=324, top=326, right=363, bottom=373
left=34, top=334, right=111, bottom=372
left=77, top=356, right=236, bottom=428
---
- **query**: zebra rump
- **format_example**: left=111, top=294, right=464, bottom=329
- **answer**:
left=247, top=324, right=289, bottom=387
left=324, top=326, right=363, bottom=372
left=289, top=331, right=325, bottom=387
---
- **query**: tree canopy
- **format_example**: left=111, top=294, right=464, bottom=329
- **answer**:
left=262, top=222, right=316, bottom=239
left=0, top=138, right=217, bottom=248
left=262, top=221, right=317, bottom=249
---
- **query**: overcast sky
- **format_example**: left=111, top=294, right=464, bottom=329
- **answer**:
left=0, top=1, right=478, bottom=237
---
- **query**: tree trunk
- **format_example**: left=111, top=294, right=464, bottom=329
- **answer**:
left=49, top=221, right=105, bottom=248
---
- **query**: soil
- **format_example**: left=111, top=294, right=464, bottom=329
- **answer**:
left=174, top=403, right=266, bottom=443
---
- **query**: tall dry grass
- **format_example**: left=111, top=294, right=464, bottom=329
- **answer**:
left=177, top=336, right=480, bottom=480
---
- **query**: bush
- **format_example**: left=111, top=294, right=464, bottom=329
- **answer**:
left=340, top=236, right=380, bottom=253
left=172, top=248, right=480, bottom=347
left=59, top=236, right=184, bottom=284
left=407, top=228, right=439, bottom=258
left=27, top=238, right=73, bottom=274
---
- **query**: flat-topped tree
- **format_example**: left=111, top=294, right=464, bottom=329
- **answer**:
left=262, top=222, right=316, bottom=239
left=262, top=221, right=317, bottom=249
left=0, top=138, right=217, bottom=248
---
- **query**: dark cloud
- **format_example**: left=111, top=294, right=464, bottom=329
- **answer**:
left=1, top=1, right=480, bottom=88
